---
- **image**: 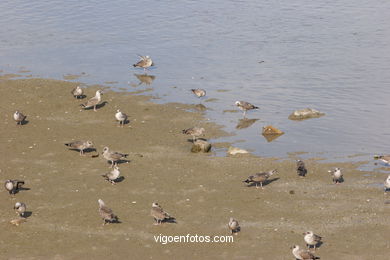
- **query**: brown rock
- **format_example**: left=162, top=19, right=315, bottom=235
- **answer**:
left=288, top=108, right=325, bottom=120
left=191, top=140, right=211, bottom=153
left=262, top=125, right=284, bottom=135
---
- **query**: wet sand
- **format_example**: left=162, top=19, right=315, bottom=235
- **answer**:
left=0, top=78, right=389, bottom=259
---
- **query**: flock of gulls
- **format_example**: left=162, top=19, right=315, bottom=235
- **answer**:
left=5, top=54, right=390, bottom=260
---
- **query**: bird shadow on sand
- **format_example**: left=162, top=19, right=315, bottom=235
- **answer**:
left=231, top=227, right=241, bottom=234
left=245, top=177, right=280, bottom=188
left=74, top=95, right=87, bottom=99
left=114, top=176, right=125, bottom=183
left=116, top=119, right=130, bottom=125
left=83, top=101, right=108, bottom=111
left=68, top=148, right=97, bottom=154
left=316, top=241, right=324, bottom=249
left=159, top=218, right=177, bottom=224
left=106, top=160, right=131, bottom=166
left=23, top=211, right=33, bottom=218
left=18, top=120, right=29, bottom=126
left=105, top=219, right=121, bottom=224
left=186, top=138, right=208, bottom=143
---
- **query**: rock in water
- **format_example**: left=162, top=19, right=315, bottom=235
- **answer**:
left=227, top=147, right=249, bottom=155
left=262, top=125, right=284, bottom=135
left=191, top=140, right=211, bottom=153
left=288, top=108, right=325, bottom=120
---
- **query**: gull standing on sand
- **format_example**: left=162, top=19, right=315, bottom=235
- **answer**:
left=328, top=168, right=343, bottom=184
left=150, top=202, right=176, bottom=225
left=102, top=166, right=121, bottom=184
left=14, top=202, right=27, bottom=217
left=191, top=89, right=206, bottom=99
left=13, top=111, right=27, bottom=125
left=71, top=86, right=84, bottom=99
left=303, top=231, right=322, bottom=250
left=64, top=140, right=94, bottom=155
left=182, top=127, right=205, bottom=142
left=384, top=174, right=390, bottom=192
left=235, top=101, right=259, bottom=117
left=297, top=160, right=308, bottom=177
left=228, top=217, right=240, bottom=235
left=292, top=245, right=320, bottom=260
left=4, top=180, right=25, bottom=195
left=115, top=109, right=128, bottom=126
left=375, top=155, right=390, bottom=165
left=98, top=199, right=119, bottom=225
left=102, top=147, right=129, bottom=167
left=80, top=90, right=103, bottom=111
left=243, top=170, right=278, bottom=189
left=133, top=55, right=154, bottom=71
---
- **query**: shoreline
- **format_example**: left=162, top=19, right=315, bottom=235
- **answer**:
left=0, top=78, right=389, bottom=259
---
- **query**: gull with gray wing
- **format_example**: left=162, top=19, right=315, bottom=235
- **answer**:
left=64, top=140, right=94, bottom=155
left=4, top=180, right=25, bottom=195
left=150, top=202, right=176, bottom=225
left=80, top=90, right=103, bottom=111
left=133, top=55, right=154, bottom=71
left=191, top=89, right=206, bottom=98
left=14, top=202, right=27, bottom=217
left=228, top=217, right=240, bottom=235
left=292, top=245, right=320, bottom=260
left=235, top=101, right=259, bottom=117
left=115, top=109, right=128, bottom=126
left=328, top=168, right=343, bottom=184
left=297, top=160, right=308, bottom=177
left=243, top=169, right=278, bottom=189
left=71, top=86, right=84, bottom=99
left=102, top=166, right=121, bottom=184
left=98, top=199, right=119, bottom=225
left=13, top=111, right=27, bottom=125
left=182, top=127, right=205, bottom=142
left=102, top=147, right=129, bottom=167
left=303, top=231, right=322, bottom=250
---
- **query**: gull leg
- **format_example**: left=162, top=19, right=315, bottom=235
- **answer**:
left=261, top=182, right=264, bottom=189
left=256, top=183, right=259, bottom=189
left=94, top=105, right=97, bottom=112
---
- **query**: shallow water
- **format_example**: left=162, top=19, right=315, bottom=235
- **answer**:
left=1, top=0, right=390, bottom=160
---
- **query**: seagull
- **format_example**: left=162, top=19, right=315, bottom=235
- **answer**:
left=14, top=202, right=27, bottom=217
left=292, top=245, right=320, bottom=260
left=71, top=86, right=84, bottom=99
left=303, top=231, right=323, bottom=250
left=228, top=217, right=240, bottom=235
left=384, top=174, right=390, bottom=192
left=375, top=155, right=390, bottom=165
left=13, top=111, right=27, bottom=125
left=133, top=55, right=154, bottom=71
left=102, top=166, right=121, bottom=184
left=102, top=147, right=129, bottom=167
left=297, top=160, right=308, bottom=177
left=235, top=101, right=259, bottom=117
left=4, top=180, right=25, bottom=195
left=150, top=202, right=176, bottom=225
left=182, top=127, right=205, bottom=142
left=80, top=90, right=103, bottom=111
left=191, top=89, right=206, bottom=98
left=115, top=109, right=128, bottom=126
left=243, top=169, right=278, bottom=189
left=98, top=199, right=119, bottom=225
left=328, top=168, right=343, bottom=184
left=64, top=140, right=94, bottom=155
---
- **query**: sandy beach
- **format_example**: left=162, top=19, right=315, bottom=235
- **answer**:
left=0, top=78, right=389, bottom=259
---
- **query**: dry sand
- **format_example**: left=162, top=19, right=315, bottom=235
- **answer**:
left=0, top=78, right=389, bottom=259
